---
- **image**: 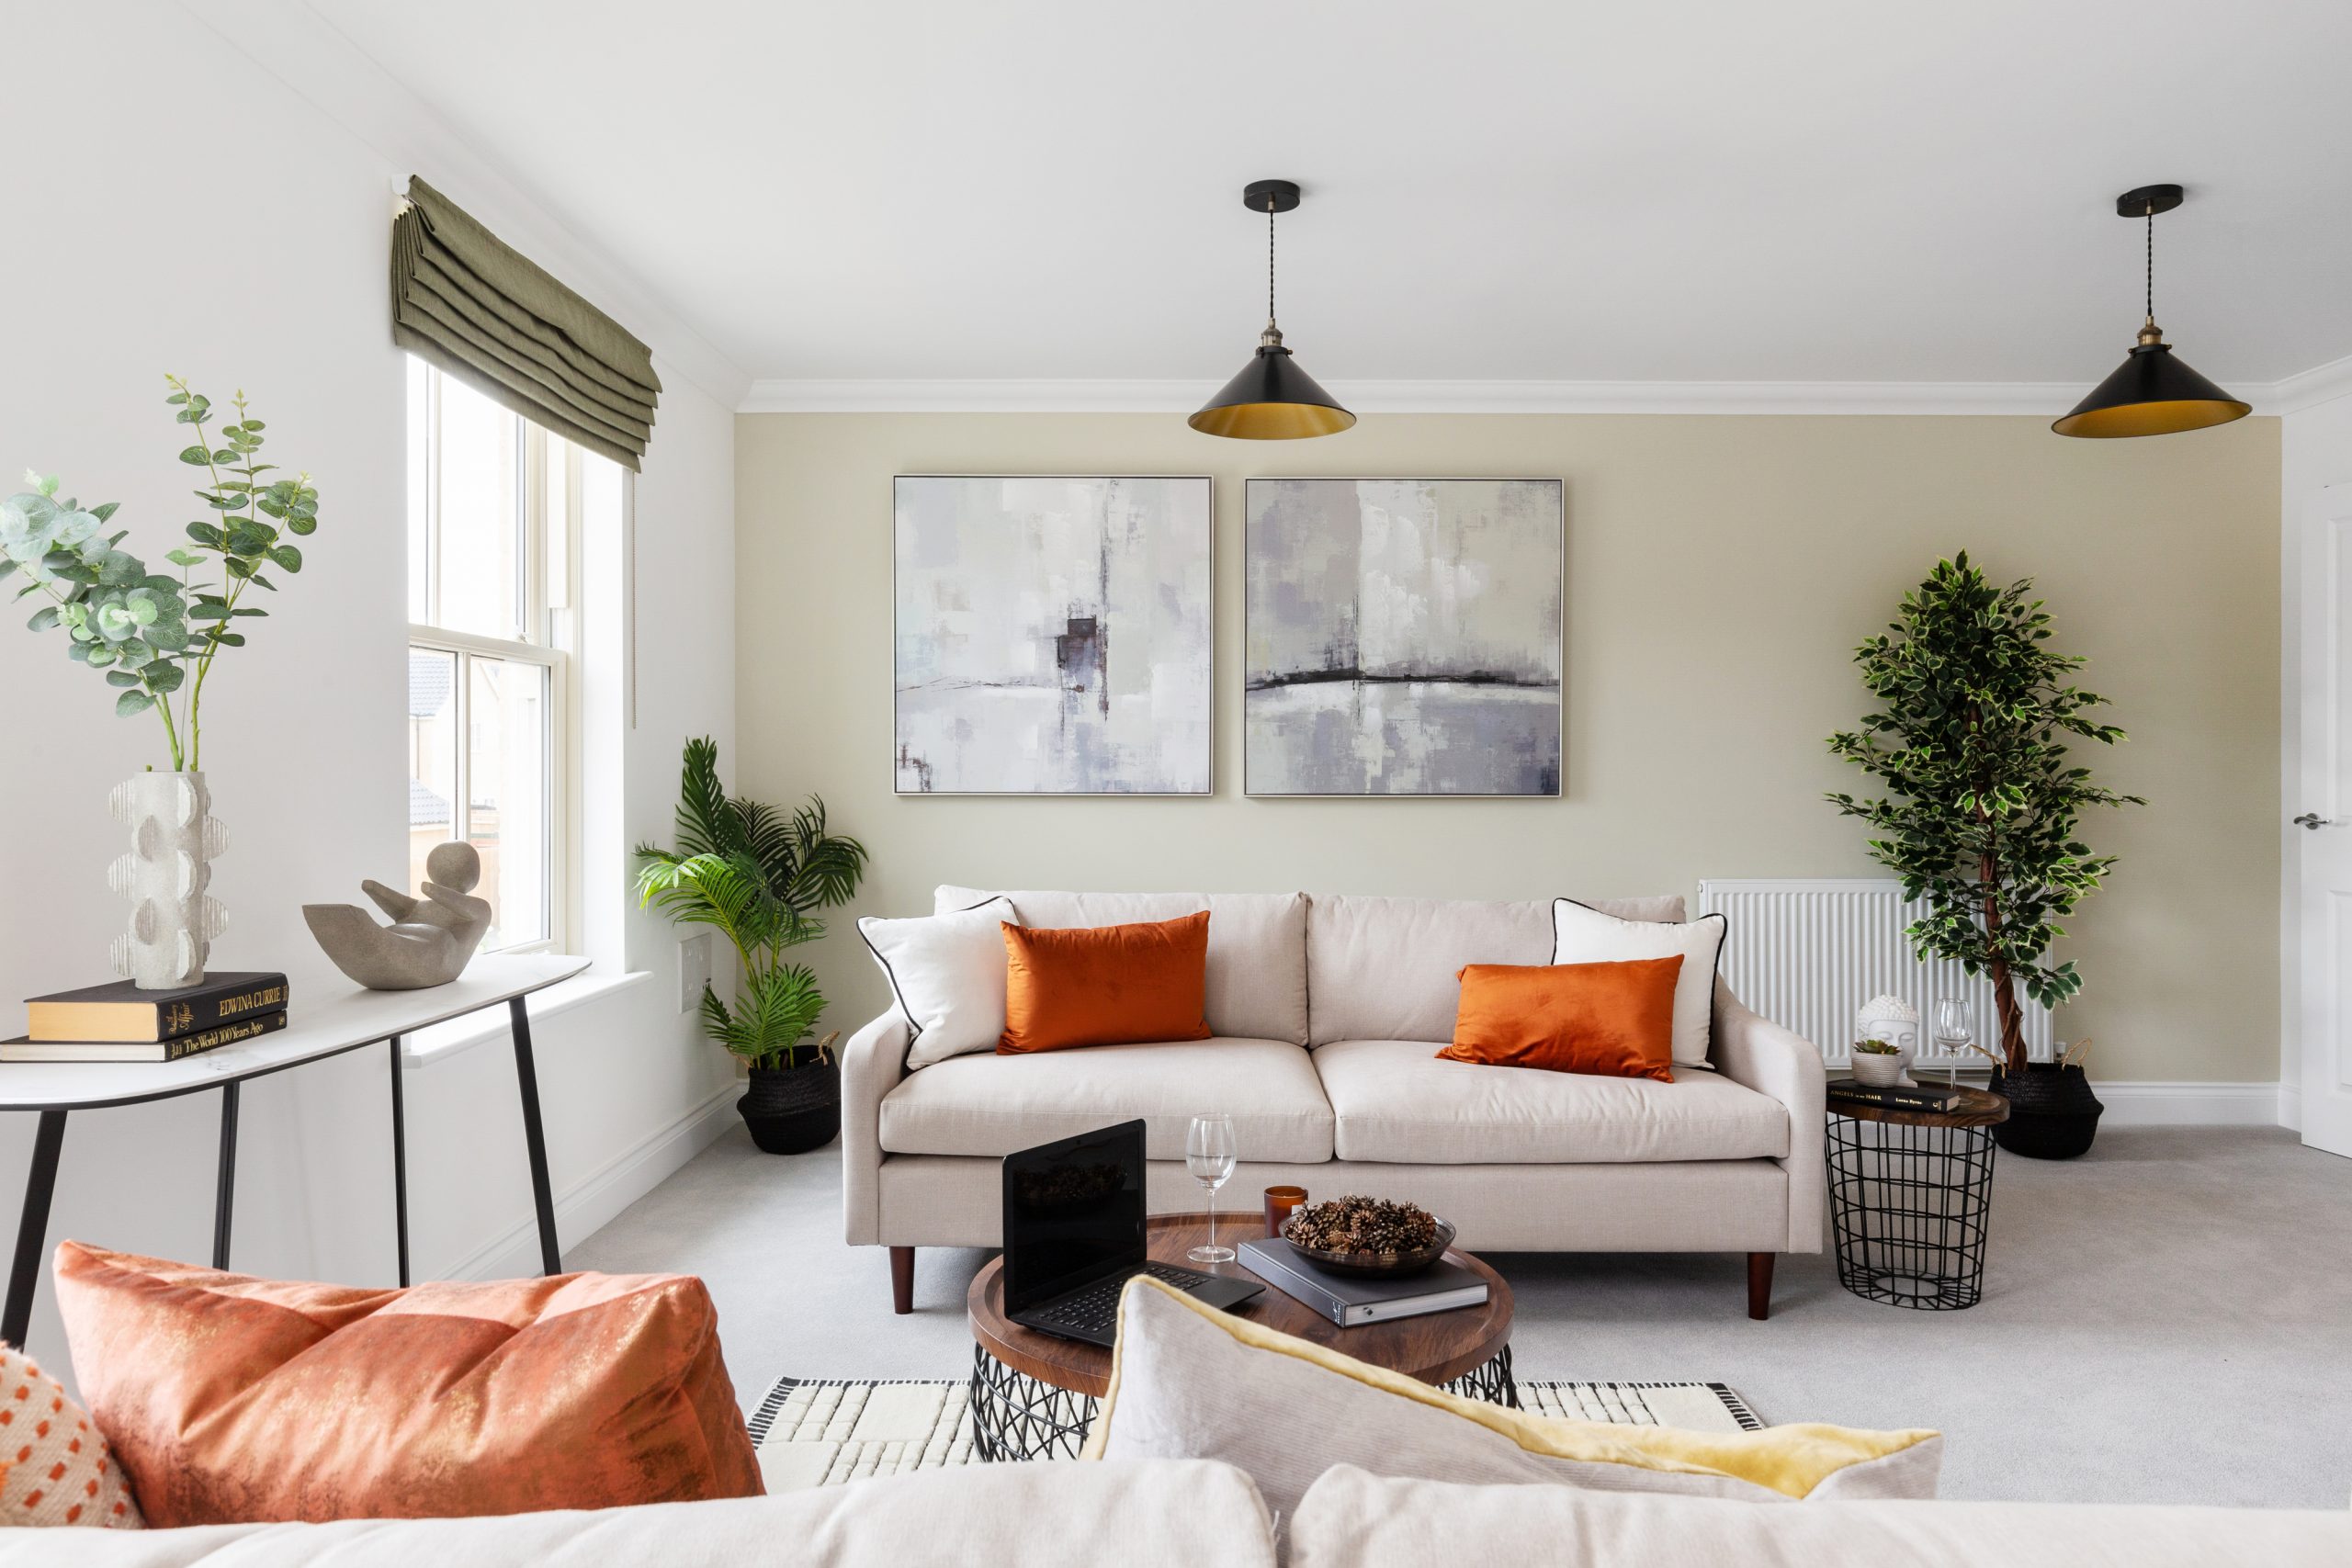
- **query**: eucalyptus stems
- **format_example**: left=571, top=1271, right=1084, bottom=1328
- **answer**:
left=1827, top=553, right=2142, bottom=1073
left=0, top=377, right=320, bottom=771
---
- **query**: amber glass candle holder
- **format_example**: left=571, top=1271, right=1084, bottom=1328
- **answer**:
left=1263, top=1185, right=1308, bottom=1237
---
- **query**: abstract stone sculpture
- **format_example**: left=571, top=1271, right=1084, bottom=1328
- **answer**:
left=304, top=841, right=493, bottom=990
left=108, top=772, right=228, bottom=990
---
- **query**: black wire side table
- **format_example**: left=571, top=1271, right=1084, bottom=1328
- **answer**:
left=1826, top=1087, right=2008, bottom=1311
left=967, top=1341, right=1519, bottom=1461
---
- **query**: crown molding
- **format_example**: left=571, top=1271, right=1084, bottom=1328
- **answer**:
left=180, top=0, right=753, bottom=411
left=2267, top=353, right=2352, bottom=415
left=741, top=375, right=2324, bottom=418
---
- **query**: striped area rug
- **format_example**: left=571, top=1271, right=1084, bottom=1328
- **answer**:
left=747, top=1375, right=1763, bottom=1492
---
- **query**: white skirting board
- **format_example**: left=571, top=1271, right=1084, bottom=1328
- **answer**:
left=2092, top=1082, right=2291, bottom=1127
left=442, top=1083, right=741, bottom=1282
left=1926, top=1078, right=2285, bottom=1127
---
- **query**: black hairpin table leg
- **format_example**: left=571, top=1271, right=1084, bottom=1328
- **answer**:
left=3, top=1111, right=67, bottom=1349
left=212, top=1082, right=240, bottom=1269
left=389, top=1036, right=410, bottom=1287
left=510, top=998, right=560, bottom=1275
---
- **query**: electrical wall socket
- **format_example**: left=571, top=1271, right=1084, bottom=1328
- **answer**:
left=678, top=932, right=714, bottom=1015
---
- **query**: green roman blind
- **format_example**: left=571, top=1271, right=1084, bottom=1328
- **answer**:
left=391, top=177, right=662, bottom=471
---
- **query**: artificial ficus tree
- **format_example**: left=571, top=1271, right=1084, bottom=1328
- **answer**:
left=1826, top=552, right=2142, bottom=1074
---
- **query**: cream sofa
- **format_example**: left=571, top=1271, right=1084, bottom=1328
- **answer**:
left=45, top=1459, right=2347, bottom=1566
left=843, top=888, right=1826, bottom=1316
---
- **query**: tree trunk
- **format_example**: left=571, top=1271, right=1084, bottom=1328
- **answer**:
left=1987, top=953, right=2028, bottom=1075
left=1980, top=852, right=2028, bottom=1074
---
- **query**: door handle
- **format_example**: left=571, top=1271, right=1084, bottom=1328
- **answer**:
left=2294, top=813, right=2339, bottom=829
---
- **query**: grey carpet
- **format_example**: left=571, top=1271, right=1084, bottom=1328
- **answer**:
left=566, top=1124, right=2352, bottom=1508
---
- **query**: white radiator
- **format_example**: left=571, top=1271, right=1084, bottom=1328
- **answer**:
left=1697, top=878, right=2053, bottom=1069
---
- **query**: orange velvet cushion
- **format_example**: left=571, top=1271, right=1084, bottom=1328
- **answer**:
left=999, top=910, right=1214, bottom=1054
left=1438, top=956, right=1684, bottom=1081
left=52, top=1242, right=762, bottom=1526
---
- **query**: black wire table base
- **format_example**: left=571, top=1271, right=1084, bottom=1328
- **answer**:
left=968, top=1341, right=1519, bottom=1461
left=1826, top=1113, right=1997, bottom=1311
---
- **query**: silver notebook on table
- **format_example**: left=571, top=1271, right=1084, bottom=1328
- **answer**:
left=1237, top=1236, right=1489, bottom=1328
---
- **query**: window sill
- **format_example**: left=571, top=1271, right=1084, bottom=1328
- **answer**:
left=400, top=968, right=652, bottom=1067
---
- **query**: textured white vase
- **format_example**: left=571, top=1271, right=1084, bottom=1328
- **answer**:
left=107, top=772, right=228, bottom=990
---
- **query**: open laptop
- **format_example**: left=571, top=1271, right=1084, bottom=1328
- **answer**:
left=1002, top=1120, right=1261, bottom=1347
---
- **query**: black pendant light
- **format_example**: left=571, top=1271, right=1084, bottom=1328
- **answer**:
left=1190, top=180, right=1355, bottom=439
left=2053, top=185, right=2250, bottom=439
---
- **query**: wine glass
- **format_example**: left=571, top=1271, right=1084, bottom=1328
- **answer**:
left=1935, top=999, right=1972, bottom=1085
left=1185, top=1114, right=1238, bottom=1264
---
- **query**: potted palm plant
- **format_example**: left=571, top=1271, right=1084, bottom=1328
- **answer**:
left=636, top=738, right=867, bottom=1154
left=1827, top=553, right=2142, bottom=1159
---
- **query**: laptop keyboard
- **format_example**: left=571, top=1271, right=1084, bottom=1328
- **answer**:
left=1030, top=1262, right=1213, bottom=1333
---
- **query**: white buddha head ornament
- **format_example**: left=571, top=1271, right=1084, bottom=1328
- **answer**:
left=1856, top=994, right=1921, bottom=1073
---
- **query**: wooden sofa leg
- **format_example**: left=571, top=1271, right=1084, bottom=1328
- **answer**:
left=890, top=1247, right=915, bottom=1314
left=1747, top=1252, right=1775, bottom=1321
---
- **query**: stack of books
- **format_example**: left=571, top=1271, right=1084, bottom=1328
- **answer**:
left=3, top=974, right=290, bottom=1064
left=1826, top=1077, right=1967, bottom=1113
left=1236, top=1236, right=1489, bottom=1327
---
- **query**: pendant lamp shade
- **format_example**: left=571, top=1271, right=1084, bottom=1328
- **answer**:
left=1189, top=339, right=1356, bottom=439
left=1191, top=179, right=1354, bottom=440
left=2051, top=340, right=2252, bottom=438
left=2053, top=185, right=2249, bottom=440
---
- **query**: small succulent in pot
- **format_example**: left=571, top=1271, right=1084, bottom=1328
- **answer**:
left=1851, top=1037, right=1905, bottom=1086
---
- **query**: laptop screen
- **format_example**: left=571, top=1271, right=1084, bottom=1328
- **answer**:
left=1001, top=1120, right=1148, bottom=1312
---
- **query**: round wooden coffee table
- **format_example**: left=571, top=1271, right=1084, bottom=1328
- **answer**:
left=967, top=1211, right=1515, bottom=1461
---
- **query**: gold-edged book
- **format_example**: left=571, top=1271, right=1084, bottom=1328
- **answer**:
left=26, top=974, right=288, bottom=1043
left=2, top=1011, right=288, bottom=1064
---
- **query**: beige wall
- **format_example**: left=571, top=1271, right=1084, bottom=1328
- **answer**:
left=735, top=412, right=2280, bottom=1085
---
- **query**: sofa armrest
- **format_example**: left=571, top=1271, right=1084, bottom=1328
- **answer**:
left=1711, top=979, right=1826, bottom=1253
left=840, top=1009, right=911, bottom=1247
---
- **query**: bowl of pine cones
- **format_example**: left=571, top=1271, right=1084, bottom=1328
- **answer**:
left=1279, top=1194, right=1455, bottom=1278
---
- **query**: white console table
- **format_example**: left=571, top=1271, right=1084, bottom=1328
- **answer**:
left=0, top=952, right=590, bottom=1348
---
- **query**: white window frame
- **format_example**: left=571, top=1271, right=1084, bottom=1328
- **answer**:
left=406, top=363, right=581, bottom=955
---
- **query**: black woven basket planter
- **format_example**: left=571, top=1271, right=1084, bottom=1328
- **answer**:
left=1989, top=1065, right=2103, bottom=1160
left=740, top=1063, right=840, bottom=1155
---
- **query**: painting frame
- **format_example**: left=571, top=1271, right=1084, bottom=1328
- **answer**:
left=892, top=473, right=1216, bottom=797
left=1242, top=476, right=1565, bottom=799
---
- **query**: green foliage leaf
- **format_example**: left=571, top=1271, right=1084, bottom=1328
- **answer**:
left=186, top=522, right=223, bottom=547
left=26, top=605, right=58, bottom=633
left=287, top=514, right=317, bottom=536
left=266, top=544, right=301, bottom=572
left=114, top=689, right=152, bottom=716
left=179, top=446, right=211, bottom=466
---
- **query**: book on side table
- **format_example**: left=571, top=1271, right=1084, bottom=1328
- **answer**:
left=1236, top=1237, right=1489, bottom=1328
left=3, top=1011, right=288, bottom=1063
left=1826, top=1077, right=1967, bottom=1113
left=26, top=973, right=289, bottom=1042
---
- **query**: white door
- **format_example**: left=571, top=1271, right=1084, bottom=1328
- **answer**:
left=2297, top=481, right=2352, bottom=1157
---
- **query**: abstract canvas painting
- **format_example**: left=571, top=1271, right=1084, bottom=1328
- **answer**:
left=895, top=476, right=1212, bottom=794
left=1246, top=478, right=1562, bottom=796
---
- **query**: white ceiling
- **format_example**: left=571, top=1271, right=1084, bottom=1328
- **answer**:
left=308, top=0, right=2352, bottom=392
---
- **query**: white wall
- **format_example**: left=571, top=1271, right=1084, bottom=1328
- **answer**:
left=0, top=3, right=737, bottom=1375
left=2278, top=391, right=2352, bottom=1126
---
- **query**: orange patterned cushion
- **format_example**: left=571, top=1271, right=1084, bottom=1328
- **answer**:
left=53, top=1242, right=762, bottom=1526
left=0, top=1346, right=141, bottom=1529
